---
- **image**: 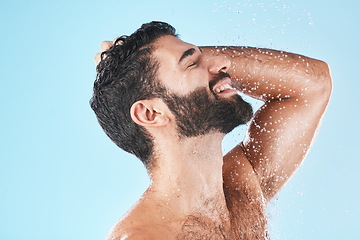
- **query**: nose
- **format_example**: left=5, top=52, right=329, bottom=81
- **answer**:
left=207, top=55, right=231, bottom=75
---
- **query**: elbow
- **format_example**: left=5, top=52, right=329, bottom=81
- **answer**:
left=317, top=61, right=332, bottom=100
left=306, top=60, right=332, bottom=101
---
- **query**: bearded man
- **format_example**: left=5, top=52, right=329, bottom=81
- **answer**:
left=91, top=21, right=332, bottom=239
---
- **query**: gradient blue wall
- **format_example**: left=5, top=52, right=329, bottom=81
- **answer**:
left=1, top=0, right=359, bottom=239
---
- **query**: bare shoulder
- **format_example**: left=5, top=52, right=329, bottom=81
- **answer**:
left=222, top=144, right=269, bottom=239
left=105, top=212, right=177, bottom=240
left=105, top=223, right=175, bottom=240
left=104, top=191, right=181, bottom=240
left=222, top=143, right=265, bottom=205
left=223, top=143, right=261, bottom=190
left=106, top=230, right=168, bottom=240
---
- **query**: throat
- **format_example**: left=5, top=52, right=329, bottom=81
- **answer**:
left=150, top=132, right=226, bottom=198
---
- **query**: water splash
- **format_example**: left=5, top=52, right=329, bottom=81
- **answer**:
left=212, top=0, right=314, bottom=51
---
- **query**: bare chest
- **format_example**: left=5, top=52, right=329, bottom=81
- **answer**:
left=176, top=199, right=268, bottom=240
left=176, top=216, right=231, bottom=240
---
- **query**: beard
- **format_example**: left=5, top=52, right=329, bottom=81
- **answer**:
left=161, top=77, right=253, bottom=138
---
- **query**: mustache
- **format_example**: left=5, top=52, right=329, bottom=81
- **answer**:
left=209, top=72, right=232, bottom=90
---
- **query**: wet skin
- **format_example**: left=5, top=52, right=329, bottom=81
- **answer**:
left=96, top=36, right=332, bottom=239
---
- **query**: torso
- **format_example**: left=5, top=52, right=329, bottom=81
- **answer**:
left=106, top=147, right=269, bottom=240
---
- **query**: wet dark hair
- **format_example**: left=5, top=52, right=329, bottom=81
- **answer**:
left=90, top=21, right=176, bottom=167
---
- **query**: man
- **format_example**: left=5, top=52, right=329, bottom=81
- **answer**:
left=91, top=21, right=331, bottom=239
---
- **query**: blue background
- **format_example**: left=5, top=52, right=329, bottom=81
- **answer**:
left=1, top=0, right=359, bottom=239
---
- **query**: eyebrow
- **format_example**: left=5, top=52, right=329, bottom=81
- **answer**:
left=179, top=48, right=196, bottom=64
left=178, top=47, right=203, bottom=64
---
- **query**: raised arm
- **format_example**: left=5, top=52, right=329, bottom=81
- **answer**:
left=203, top=46, right=332, bottom=202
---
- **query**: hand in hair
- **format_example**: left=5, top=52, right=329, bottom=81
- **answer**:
left=94, top=37, right=125, bottom=65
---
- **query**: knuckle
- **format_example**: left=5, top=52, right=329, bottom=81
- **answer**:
left=94, top=53, right=101, bottom=64
left=100, top=41, right=112, bottom=51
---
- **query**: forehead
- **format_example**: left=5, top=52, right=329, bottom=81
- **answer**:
left=152, top=35, right=196, bottom=65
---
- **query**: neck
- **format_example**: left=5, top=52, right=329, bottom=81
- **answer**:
left=147, top=132, right=229, bottom=221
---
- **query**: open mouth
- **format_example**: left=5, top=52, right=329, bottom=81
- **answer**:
left=214, top=82, right=233, bottom=93
left=211, top=78, right=237, bottom=96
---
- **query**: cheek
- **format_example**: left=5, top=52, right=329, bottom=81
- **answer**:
left=162, top=69, right=209, bottom=95
left=187, top=70, right=209, bottom=89
left=159, top=68, right=185, bottom=93
left=167, top=72, right=196, bottom=94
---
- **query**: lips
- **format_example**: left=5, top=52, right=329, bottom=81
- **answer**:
left=213, top=78, right=234, bottom=93
left=209, top=72, right=236, bottom=94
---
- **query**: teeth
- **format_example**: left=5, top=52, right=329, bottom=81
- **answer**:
left=214, top=83, right=232, bottom=93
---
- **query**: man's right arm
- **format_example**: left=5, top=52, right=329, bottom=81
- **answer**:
left=203, top=46, right=332, bottom=203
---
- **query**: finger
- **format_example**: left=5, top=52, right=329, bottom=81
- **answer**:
left=100, top=41, right=113, bottom=52
left=113, top=37, right=125, bottom=46
left=94, top=52, right=102, bottom=66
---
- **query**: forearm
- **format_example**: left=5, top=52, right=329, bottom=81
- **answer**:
left=206, top=46, right=332, bottom=201
left=201, top=46, right=331, bottom=102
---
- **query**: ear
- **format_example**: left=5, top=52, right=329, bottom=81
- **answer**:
left=130, top=99, right=169, bottom=128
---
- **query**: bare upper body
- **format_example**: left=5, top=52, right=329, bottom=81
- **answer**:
left=95, top=35, right=332, bottom=240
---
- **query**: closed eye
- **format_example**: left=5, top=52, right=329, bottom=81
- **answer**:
left=187, top=62, right=197, bottom=68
